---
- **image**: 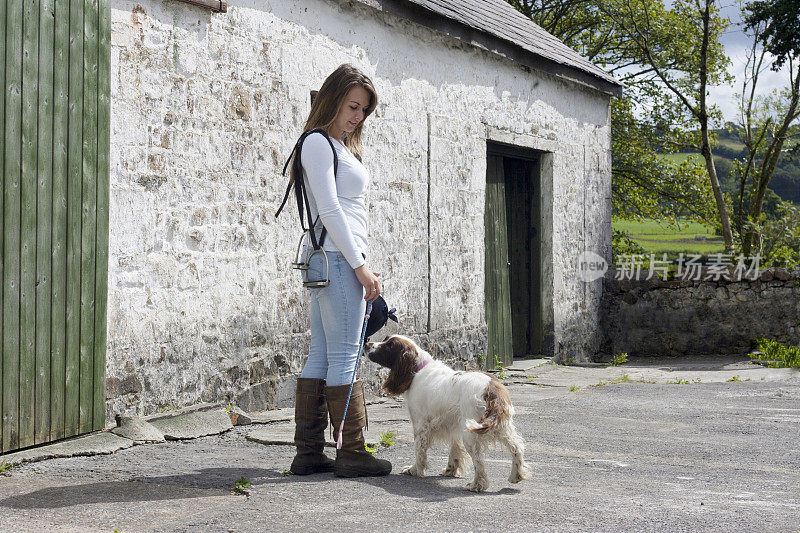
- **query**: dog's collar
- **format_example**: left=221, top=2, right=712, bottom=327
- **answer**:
left=416, top=359, right=431, bottom=372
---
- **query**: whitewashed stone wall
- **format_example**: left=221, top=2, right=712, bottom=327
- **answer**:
left=107, top=0, right=613, bottom=419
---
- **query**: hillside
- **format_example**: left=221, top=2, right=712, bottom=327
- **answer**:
left=660, top=126, right=800, bottom=206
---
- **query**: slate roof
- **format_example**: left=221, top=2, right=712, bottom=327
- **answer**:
left=396, top=0, right=622, bottom=94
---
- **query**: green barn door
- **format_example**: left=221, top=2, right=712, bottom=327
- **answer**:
left=503, top=156, right=542, bottom=358
left=1, top=0, right=110, bottom=453
left=484, top=154, right=514, bottom=367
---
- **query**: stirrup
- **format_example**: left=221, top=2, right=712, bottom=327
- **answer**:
left=291, top=231, right=312, bottom=270
left=303, top=248, right=331, bottom=288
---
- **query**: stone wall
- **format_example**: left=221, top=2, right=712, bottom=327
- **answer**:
left=106, top=0, right=613, bottom=419
left=598, top=267, right=800, bottom=359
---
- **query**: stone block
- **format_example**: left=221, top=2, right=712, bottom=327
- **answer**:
left=235, top=379, right=279, bottom=412
left=148, top=410, right=233, bottom=440
left=111, top=416, right=166, bottom=443
left=2, top=432, right=133, bottom=467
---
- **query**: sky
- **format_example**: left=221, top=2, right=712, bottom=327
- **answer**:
left=708, top=0, right=792, bottom=124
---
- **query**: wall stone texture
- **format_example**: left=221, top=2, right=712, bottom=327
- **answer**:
left=599, top=267, right=800, bottom=359
left=107, top=0, right=613, bottom=419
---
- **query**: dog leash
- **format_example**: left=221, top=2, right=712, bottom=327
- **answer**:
left=336, top=299, right=373, bottom=450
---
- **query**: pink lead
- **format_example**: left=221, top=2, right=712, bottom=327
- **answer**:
left=335, top=301, right=373, bottom=450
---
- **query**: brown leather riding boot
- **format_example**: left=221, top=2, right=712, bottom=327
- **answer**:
left=289, top=378, right=335, bottom=475
left=325, top=380, right=391, bottom=477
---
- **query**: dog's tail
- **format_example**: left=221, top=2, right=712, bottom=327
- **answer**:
left=465, top=378, right=511, bottom=434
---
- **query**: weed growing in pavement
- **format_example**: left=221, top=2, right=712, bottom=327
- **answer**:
left=364, top=442, right=378, bottom=455
left=232, top=477, right=252, bottom=495
left=0, top=457, right=12, bottom=476
left=380, top=430, right=396, bottom=447
left=157, top=401, right=179, bottom=413
left=609, top=352, right=628, bottom=366
left=487, top=352, right=508, bottom=379
left=749, top=338, right=800, bottom=368
left=569, top=385, right=579, bottom=392
left=590, top=375, right=655, bottom=387
left=727, top=375, right=742, bottom=382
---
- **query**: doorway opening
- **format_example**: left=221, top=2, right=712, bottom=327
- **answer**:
left=485, top=141, right=544, bottom=365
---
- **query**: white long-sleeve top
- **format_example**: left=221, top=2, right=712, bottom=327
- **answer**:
left=300, top=132, right=369, bottom=270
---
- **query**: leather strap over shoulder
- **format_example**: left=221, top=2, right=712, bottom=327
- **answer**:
left=275, top=128, right=339, bottom=250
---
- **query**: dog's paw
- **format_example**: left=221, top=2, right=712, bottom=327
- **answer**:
left=442, top=465, right=464, bottom=478
left=509, top=462, right=533, bottom=483
left=465, top=478, right=488, bottom=492
left=401, top=465, right=423, bottom=477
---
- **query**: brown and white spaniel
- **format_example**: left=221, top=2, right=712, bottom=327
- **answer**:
left=365, top=334, right=532, bottom=492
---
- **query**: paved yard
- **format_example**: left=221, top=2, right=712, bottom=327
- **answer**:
left=0, top=357, right=798, bottom=532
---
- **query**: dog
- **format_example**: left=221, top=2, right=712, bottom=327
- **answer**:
left=365, top=334, right=532, bottom=492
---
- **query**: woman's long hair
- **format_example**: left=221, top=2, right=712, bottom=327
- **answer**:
left=289, top=64, right=378, bottom=186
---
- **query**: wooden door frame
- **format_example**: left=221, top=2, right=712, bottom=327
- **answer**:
left=485, top=139, right=554, bottom=363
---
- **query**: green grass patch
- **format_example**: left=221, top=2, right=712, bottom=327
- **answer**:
left=666, top=378, right=701, bottom=384
left=749, top=338, right=800, bottom=368
left=589, top=374, right=656, bottom=387
left=380, top=430, right=397, bottom=447
left=608, top=352, right=628, bottom=366
left=614, top=218, right=716, bottom=236
left=613, top=218, right=726, bottom=263
left=0, top=457, right=12, bottom=476
left=716, top=138, right=745, bottom=152
left=233, top=476, right=252, bottom=493
left=658, top=153, right=704, bottom=164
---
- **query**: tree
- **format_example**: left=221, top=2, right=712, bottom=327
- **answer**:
left=735, top=2, right=800, bottom=255
left=507, top=0, right=722, bottom=228
left=611, top=97, right=717, bottom=223
left=594, top=0, right=735, bottom=249
left=743, top=0, right=800, bottom=70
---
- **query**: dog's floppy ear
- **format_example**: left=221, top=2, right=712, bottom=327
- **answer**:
left=383, top=348, right=417, bottom=396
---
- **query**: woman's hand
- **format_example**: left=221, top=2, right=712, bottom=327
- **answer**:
left=355, top=264, right=381, bottom=302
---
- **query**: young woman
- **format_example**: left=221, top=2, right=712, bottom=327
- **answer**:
left=288, top=64, right=391, bottom=478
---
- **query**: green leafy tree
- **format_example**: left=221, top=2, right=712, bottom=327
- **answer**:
left=594, top=0, right=735, bottom=249
left=734, top=2, right=800, bottom=256
left=507, top=0, right=732, bottom=239
left=743, top=0, right=800, bottom=70
left=611, top=97, right=717, bottom=224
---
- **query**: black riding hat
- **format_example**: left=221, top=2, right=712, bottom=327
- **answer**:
left=366, top=295, right=398, bottom=341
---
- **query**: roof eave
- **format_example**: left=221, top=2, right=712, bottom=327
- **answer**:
left=350, top=0, right=623, bottom=98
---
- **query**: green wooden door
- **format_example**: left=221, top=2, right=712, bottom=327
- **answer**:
left=485, top=154, right=514, bottom=367
left=503, top=156, right=542, bottom=358
left=1, top=0, right=110, bottom=453
left=504, top=158, right=532, bottom=359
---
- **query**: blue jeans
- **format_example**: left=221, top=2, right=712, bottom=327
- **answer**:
left=300, top=246, right=367, bottom=386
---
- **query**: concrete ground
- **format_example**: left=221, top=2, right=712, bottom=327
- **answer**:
left=1, top=356, right=799, bottom=532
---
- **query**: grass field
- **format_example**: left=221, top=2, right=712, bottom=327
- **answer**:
left=613, top=218, right=726, bottom=263
left=658, top=153, right=703, bottom=164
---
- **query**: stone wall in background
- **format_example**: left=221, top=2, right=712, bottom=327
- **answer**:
left=106, top=0, right=613, bottom=419
left=598, top=267, right=800, bottom=359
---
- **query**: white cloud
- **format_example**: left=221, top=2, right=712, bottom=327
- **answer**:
left=711, top=1, right=793, bottom=123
